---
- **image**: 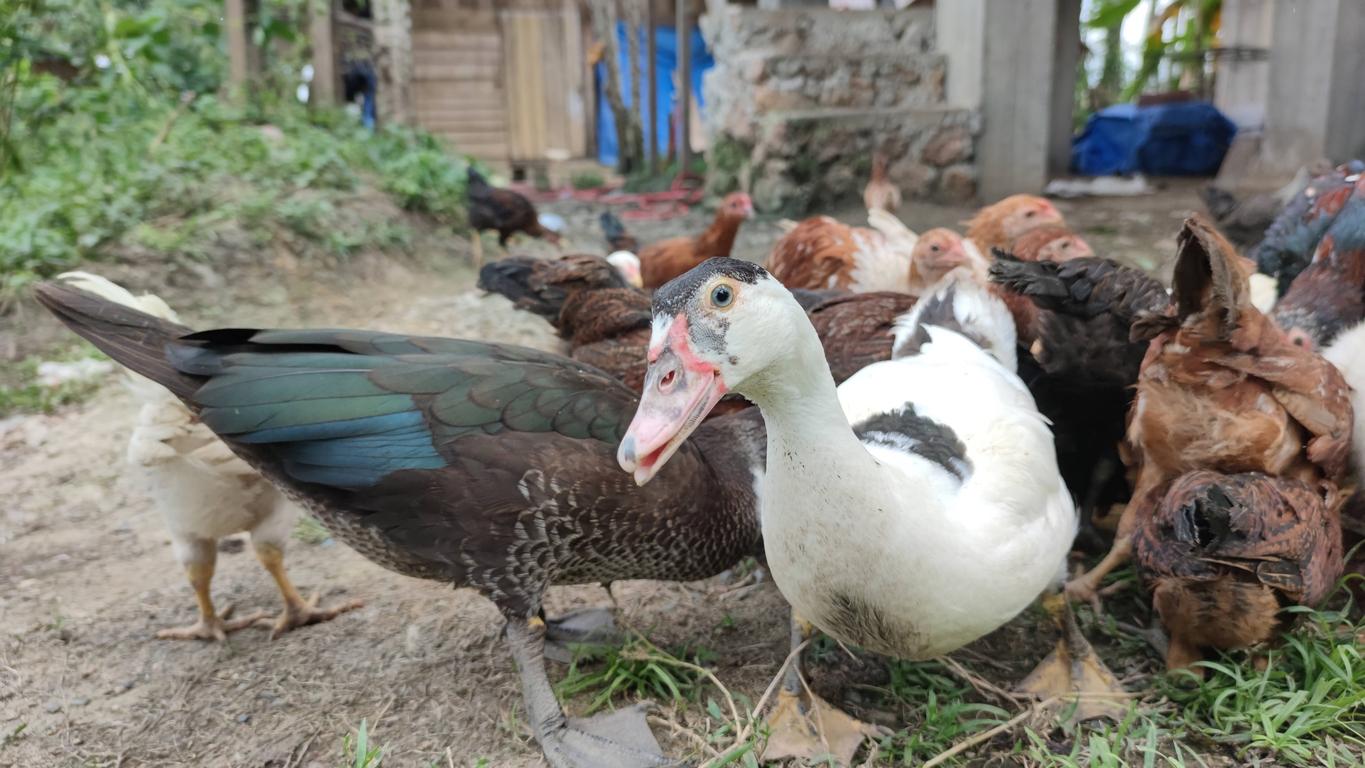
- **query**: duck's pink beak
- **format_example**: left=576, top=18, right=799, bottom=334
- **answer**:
left=617, top=316, right=728, bottom=485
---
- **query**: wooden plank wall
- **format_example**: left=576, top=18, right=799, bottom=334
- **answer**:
left=501, top=4, right=587, bottom=161
left=410, top=1, right=507, bottom=159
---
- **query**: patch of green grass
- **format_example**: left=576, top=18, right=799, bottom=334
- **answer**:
left=556, top=632, right=718, bottom=715
left=292, top=514, right=331, bottom=545
left=570, top=170, right=606, bottom=190
left=1159, top=594, right=1365, bottom=766
left=0, top=342, right=107, bottom=416
left=871, top=658, right=1011, bottom=766
left=342, top=719, right=384, bottom=768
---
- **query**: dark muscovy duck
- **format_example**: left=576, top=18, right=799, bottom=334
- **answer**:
left=37, top=280, right=765, bottom=768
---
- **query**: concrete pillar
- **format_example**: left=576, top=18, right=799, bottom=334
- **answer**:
left=939, top=0, right=1072, bottom=199
left=1048, top=0, right=1082, bottom=176
left=1261, top=0, right=1365, bottom=174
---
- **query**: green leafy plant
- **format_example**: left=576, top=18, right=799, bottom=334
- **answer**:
left=342, top=719, right=384, bottom=768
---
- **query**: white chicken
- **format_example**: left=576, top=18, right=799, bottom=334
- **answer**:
left=57, top=272, right=361, bottom=641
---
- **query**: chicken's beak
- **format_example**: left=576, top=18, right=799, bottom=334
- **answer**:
left=617, top=331, right=727, bottom=486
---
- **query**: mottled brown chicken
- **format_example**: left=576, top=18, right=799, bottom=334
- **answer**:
left=476, top=254, right=632, bottom=319
left=862, top=152, right=902, bottom=214
left=555, top=287, right=652, bottom=391
left=1134, top=470, right=1343, bottom=671
left=639, top=192, right=754, bottom=288
left=965, top=194, right=1066, bottom=254
left=1272, top=174, right=1365, bottom=350
left=807, top=291, right=920, bottom=382
left=1065, top=217, right=1354, bottom=671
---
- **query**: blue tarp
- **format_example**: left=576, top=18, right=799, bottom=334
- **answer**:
left=1071, top=102, right=1237, bottom=176
left=595, top=23, right=713, bottom=167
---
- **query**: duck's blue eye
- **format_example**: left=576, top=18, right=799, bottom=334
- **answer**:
left=711, top=284, right=733, bottom=307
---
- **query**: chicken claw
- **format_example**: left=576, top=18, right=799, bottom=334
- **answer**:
left=259, top=592, right=364, bottom=640
left=156, top=603, right=268, bottom=642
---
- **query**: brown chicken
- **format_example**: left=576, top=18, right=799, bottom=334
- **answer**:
left=639, top=192, right=754, bottom=288
left=767, top=211, right=927, bottom=294
left=1134, top=470, right=1343, bottom=670
left=965, top=194, right=1066, bottom=253
left=906, top=228, right=979, bottom=296
left=1066, top=217, right=1354, bottom=665
left=808, top=291, right=920, bottom=382
left=862, top=152, right=902, bottom=214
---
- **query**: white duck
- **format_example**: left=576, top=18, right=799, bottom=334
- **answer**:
left=619, top=259, right=1122, bottom=762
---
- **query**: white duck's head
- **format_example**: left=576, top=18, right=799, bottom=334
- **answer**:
left=618, top=258, right=806, bottom=484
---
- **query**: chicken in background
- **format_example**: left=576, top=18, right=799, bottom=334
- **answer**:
left=765, top=209, right=952, bottom=295
left=990, top=252, right=1168, bottom=549
left=1198, top=162, right=1323, bottom=250
left=765, top=215, right=904, bottom=292
left=638, top=192, right=754, bottom=288
left=904, top=228, right=981, bottom=295
left=1272, top=173, right=1365, bottom=349
left=1134, top=470, right=1344, bottom=671
left=466, top=167, right=562, bottom=265
left=862, top=151, right=902, bottom=214
left=53, top=272, right=362, bottom=641
left=1254, top=160, right=1364, bottom=292
left=1063, top=218, right=1353, bottom=672
left=965, top=193, right=1066, bottom=254
left=599, top=211, right=640, bottom=254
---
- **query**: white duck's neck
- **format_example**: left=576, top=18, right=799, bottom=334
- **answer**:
left=738, top=317, right=876, bottom=486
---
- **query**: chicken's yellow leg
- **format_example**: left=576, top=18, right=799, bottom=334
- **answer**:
left=157, top=541, right=264, bottom=642
left=254, top=542, right=362, bottom=639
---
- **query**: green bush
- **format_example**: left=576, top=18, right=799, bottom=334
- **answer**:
left=1, top=0, right=475, bottom=296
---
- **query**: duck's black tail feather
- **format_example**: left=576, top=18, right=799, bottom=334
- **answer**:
left=33, top=282, right=200, bottom=400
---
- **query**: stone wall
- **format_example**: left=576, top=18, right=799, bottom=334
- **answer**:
left=701, top=6, right=978, bottom=213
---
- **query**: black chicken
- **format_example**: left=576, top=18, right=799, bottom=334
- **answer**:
left=990, top=251, right=1170, bottom=545
left=466, top=168, right=560, bottom=264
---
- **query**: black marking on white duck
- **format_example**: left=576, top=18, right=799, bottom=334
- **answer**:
left=853, top=405, right=972, bottom=482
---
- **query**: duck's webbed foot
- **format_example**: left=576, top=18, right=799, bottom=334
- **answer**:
left=506, top=617, right=672, bottom=768
left=761, top=613, right=883, bottom=767
left=543, top=606, right=622, bottom=663
left=1017, top=593, right=1129, bottom=721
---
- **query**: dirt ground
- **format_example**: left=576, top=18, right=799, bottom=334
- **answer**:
left=0, top=181, right=1208, bottom=767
